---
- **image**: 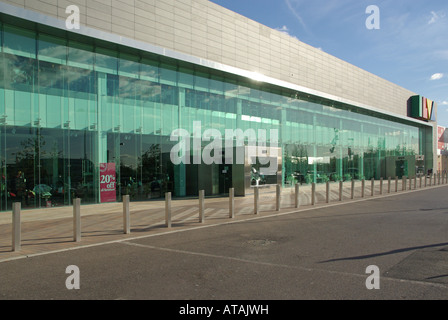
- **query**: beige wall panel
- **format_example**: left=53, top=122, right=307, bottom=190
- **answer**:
left=1, top=0, right=419, bottom=116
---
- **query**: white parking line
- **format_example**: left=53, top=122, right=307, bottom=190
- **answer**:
left=119, top=241, right=448, bottom=290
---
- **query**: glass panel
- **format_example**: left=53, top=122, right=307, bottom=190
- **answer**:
left=95, top=47, right=118, bottom=74
left=194, top=72, right=209, bottom=92
left=3, top=25, right=36, bottom=58
left=0, top=55, right=4, bottom=117
left=140, top=57, right=159, bottom=82
left=2, top=54, right=36, bottom=126
left=118, top=52, right=140, bottom=79
left=209, top=75, right=224, bottom=95
left=0, top=21, right=3, bottom=53
left=140, top=135, right=171, bottom=199
left=68, top=41, right=94, bottom=70
left=120, top=76, right=138, bottom=133
left=160, top=63, right=177, bottom=85
left=4, top=126, right=37, bottom=209
left=38, top=34, right=67, bottom=65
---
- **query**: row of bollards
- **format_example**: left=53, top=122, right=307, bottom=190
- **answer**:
left=10, top=196, right=133, bottom=252
left=307, top=172, right=447, bottom=207
left=164, top=189, right=232, bottom=228
left=9, top=172, right=447, bottom=252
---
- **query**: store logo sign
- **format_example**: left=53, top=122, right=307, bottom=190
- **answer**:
left=410, top=95, right=435, bottom=121
left=170, top=121, right=278, bottom=175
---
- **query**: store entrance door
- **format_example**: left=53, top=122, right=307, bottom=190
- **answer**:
left=395, top=159, right=408, bottom=178
left=219, top=163, right=232, bottom=195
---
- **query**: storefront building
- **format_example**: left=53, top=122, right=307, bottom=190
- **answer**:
left=0, top=1, right=436, bottom=210
left=437, top=125, right=448, bottom=173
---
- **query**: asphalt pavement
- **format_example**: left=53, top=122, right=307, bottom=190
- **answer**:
left=1, top=182, right=448, bottom=305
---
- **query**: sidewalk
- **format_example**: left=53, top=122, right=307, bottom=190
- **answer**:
left=0, top=178, right=445, bottom=262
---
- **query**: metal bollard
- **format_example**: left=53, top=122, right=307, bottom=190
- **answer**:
left=326, top=181, right=330, bottom=203
left=371, top=179, right=374, bottom=196
left=229, top=188, right=235, bottom=219
left=12, top=202, right=21, bottom=252
left=414, top=176, right=417, bottom=190
left=73, top=198, right=81, bottom=242
left=420, top=175, right=422, bottom=188
left=254, top=187, right=259, bottom=214
left=395, top=177, right=398, bottom=192
left=199, top=190, right=205, bottom=223
left=165, top=192, right=172, bottom=228
left=339, top=181, right=343, bottom=201
left=380, top=178, right=383, bottom=195
left=311, top=183, right=316, bottom=205
left=351, top=180, right=355, bottom=199
left=402, top=176, right=406, bottom=191
left=388, top=177, right=391, bottom=193
left=276, top=184, right=281, bottom=211
left=295, top=184, right=300, bottom=208
left=123, top=195, right=130, bottom=234
left=361, top=179, right=365, bottom=198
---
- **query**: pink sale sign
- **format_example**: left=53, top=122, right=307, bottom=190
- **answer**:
left=100, top=163, right=116, bottom=203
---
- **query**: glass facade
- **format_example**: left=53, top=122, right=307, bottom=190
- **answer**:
left=0, top=21, right=433, bottom=211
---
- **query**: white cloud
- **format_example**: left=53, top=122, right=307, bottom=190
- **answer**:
left=428, top=11, right=439, bottom=24
left=276, top=25, right=289, bottom=33
left=428, top=11, right=446, bottom=25
left=275, top=25, right=299, bottom=40
left=431, top=73, right=444, bottom=80
left=442, top=101, right=448, bottom=105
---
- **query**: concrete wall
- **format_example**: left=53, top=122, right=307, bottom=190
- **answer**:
left=1, top=0, right=418, bottom=117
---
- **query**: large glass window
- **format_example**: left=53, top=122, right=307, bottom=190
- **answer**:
left=0, top=21, right=433, bottom=210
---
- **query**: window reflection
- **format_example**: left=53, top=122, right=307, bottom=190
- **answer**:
left=0, top=22, right=432, bottom=210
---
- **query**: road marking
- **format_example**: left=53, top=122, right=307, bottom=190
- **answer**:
left=119, top=241, right=448, bottom=290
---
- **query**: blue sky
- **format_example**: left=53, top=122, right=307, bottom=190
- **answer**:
left=209, top=0, right=448, bottom=127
